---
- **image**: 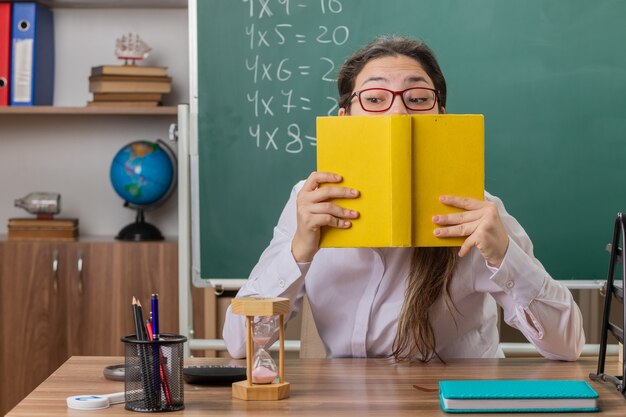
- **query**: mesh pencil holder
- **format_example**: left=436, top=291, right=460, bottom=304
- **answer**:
left=121, top=333, right=187, bottom=412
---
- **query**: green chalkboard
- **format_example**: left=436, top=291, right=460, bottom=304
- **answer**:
left=195, top=0, right=626, bottom=282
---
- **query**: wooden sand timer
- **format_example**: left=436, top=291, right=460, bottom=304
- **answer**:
left=231, top=297, right=290, bottom=400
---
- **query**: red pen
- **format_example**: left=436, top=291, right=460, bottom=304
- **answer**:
left=146, top=321, right=173, bottom=406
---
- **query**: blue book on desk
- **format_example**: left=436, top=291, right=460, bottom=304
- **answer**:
left=10, top=2, right=54, bottom=106
left=439, top=380, right=599, bottom=413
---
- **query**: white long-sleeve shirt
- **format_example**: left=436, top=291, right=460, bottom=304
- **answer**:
left=223, top=182, right=585, bottom=361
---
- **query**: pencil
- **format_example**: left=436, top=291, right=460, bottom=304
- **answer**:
left=132, top=297, right=157, bottom=407
left=131, top=297, right=146, bottom=341
left=147, top=320, right=173, bottom=406
left=135, top=298, right=149, bottom=341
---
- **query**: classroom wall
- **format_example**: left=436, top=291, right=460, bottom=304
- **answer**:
left=0, top=7, right=189, bottom=238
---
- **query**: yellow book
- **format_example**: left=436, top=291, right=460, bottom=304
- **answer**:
left=316, top=114, right=484, bottom=247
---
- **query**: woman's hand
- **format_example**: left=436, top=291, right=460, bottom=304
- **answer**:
left=292, top=171, right=359, bottom=263
left=432, top=195, right=509, bottom=267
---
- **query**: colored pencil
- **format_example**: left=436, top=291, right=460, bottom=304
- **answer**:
left=146, top=321, right=173, bottom=406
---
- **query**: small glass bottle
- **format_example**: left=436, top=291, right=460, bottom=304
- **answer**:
left=14, top=192, right=61, bottom=215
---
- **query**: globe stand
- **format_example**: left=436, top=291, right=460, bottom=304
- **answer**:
left=115, top=208, right=164, bottom=241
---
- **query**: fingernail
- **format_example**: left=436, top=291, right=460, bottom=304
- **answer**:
left=439, top=196, right=446, bottom=202
left=432, top=215, right=439, bottom=222
left=434, top=229, right=441, bottom=236
left=351, top=189, right=358, bottom=196
left=351, top=210, right=359, bottom=218
left=334, top=174, right=342, bottom=181
left=343, top=220, right=351, bottom=228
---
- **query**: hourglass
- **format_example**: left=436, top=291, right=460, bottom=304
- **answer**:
left=231, top=297, right=290, bottom=400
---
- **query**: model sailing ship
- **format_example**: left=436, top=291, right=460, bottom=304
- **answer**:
left=116, top=33, right=152, bottom=64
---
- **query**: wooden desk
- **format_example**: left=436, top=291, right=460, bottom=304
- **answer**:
left=5, top=356, right=624, bottom=416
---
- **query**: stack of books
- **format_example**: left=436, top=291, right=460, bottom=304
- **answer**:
left=8, top=218, right=79, bottom=241
left=87, top=65, right=172, bottom=107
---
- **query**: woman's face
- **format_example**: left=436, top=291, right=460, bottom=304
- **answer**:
left=339, top=54, right=442, bottom=116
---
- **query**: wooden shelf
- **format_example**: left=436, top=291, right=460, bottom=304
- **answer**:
left=0, top=106, right=178, bottom=116
left=0, top=235, right=178, bottom=243
left=41, top=0, right=186, bottom=8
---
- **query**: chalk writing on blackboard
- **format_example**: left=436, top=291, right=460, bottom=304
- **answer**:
left=243, top=0, right=348, bottom=154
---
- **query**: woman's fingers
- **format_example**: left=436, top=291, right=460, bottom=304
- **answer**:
left=433, top=219, right=481, bottom=238
left=308, top=185, right=359, bottom=203
left=433, top=196, right=509, bottom=267
left=298, top=198, right=359, bottom=232
left=299, top=172, right=359, bottom=205
left=438, top=195, right=484, bottom=210
left=309, top=213, right=353, bottom=229
left=459, top=233, right=481, bottom=259
left=432, top=210, right=482, bottom=226
left=292, top=171, right=360, bottom=262
left=298, top=206, right=357, bottom=231
left=301, top=171, right=343, bottom=192
left=309, top=202, right=359, bottom=220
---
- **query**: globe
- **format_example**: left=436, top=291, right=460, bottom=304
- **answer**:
left=110, top=139, right=177, bottom=241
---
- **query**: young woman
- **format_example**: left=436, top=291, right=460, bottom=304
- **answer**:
left=223, top=36, right=584, bottom=362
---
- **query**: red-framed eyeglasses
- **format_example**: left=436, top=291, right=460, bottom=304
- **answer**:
left=349, top=87, right=439, bottom=112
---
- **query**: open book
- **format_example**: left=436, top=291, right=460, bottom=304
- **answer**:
left=316, top=114, right=484, bottom=248
left=438, top=380, right=599, bottom=413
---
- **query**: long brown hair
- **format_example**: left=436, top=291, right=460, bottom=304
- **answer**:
left=337, top=36, right=457, bottom=362
left=392, top=247, right=458, bottom=362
